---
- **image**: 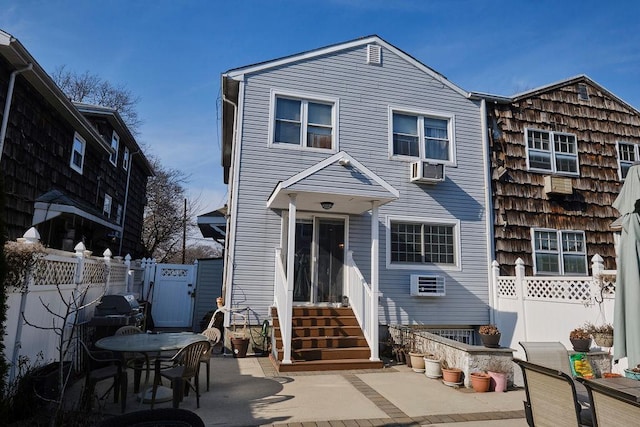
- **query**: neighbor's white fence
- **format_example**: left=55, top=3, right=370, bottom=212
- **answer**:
left=3, top=230, right=136, bottom=382
left=492, top=254, right=616, bottom=362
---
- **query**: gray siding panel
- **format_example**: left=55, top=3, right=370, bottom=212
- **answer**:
left=230, top=42, right=490, bottom=326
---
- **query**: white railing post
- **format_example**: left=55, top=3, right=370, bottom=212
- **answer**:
left=124, top=254, right=132, bottom=294
left=74, top=242, right=86, bottom=285
left=590, top=253, right=605, bottom=304
left=370, top=202, right=380, bottom=361
left=281, top=194, right=297, bottom=365
left=515, top=258, right=527, bottom=341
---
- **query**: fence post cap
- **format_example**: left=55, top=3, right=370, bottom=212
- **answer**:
left=22, top=227, right=41, bottom=243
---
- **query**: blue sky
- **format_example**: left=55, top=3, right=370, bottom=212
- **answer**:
left=2, top=0, right=640, bottom=217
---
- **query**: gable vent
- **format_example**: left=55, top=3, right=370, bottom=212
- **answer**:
left=410, top=275, right=446, bottom=297
left=367, top=44, right=382, bottom=65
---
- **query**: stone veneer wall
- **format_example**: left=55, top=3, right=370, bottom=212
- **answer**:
left=387, top=325, right=613, bottom=388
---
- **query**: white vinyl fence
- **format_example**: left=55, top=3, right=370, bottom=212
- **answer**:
left=492, top=255, right=618, bottom=366
left=3, top=230, right=138, bottom=383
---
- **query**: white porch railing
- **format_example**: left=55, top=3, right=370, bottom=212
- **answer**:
left=492, top=254, right=617, bottom=362
left=345, top=250, right=376, bottom=359
left=273, top=248, right=292, bottom=364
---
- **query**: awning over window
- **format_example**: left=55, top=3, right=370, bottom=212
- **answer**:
left=197, top=207, right=227, bottom=242
left=32, top=189, right=121, bottom=232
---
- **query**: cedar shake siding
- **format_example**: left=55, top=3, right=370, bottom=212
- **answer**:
left=483, top=76, right=640, bottom=276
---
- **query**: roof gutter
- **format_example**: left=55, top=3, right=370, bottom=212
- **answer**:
left=0, top=63, right=33, bottom=162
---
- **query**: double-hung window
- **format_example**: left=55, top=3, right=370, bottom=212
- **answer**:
left=123, top=147, right=130, bottom=171
left=617, top=141, right=638, bottom=180
left=526, top=128, right=578, bottom=174
left=271, top=91, right=336, bottom=151
left=70, top=132, right=86, bottom=174
left=110, top=131, right=119, bottom=166
left=388, top=216, right=459, bottom=269
left=531, top=229, right=587, bottom=275
left=103, top=194, right=112, bottom=218
left=391, top=109, right=454, bottom=163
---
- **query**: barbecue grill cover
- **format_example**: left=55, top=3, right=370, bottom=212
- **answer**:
left=95, top=294, right=140, bottom=316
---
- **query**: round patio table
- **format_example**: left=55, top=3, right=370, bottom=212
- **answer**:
left=95, top=332, right=208, bottom=404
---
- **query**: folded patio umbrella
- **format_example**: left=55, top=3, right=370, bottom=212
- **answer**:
left=613, top=165, right=640, bottom=368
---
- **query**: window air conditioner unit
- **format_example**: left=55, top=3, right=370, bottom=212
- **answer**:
left=410, top=275, right=446, bottom=297
left=410, top=161, right=445, bottom=184
left=543, top=175, right=573, bottom=195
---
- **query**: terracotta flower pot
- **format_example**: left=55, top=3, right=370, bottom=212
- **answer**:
left=488, top=371, right=507, bottom=392
left=470, top=372, right=491, bottom=392
left=409, top=352, right=426, bottom=372
left=442, top=367, right=463, bottom=384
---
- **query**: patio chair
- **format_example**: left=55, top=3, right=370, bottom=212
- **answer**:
left=200, top=326, right=221, bottom=391
left=516, top=359, right=592, bottom=426
left=519, top=341, right=590, bottom=405
left=577, top=377, right=640, bottom=427
left=150, top=340, right=211, bottom=409
left=115, top=325, right=148, bottom=393
left=79, top=340, right=128, bottom=413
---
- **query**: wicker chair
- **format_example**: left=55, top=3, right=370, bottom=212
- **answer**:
left=516, top=359, right=592, bottom=426
left=578, top=377, right=640, bottom=427
left=150, top=340, right=211, bottom=409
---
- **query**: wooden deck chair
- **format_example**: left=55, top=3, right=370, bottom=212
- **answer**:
left=516, top=359, right=592, bottom=427
left=578, top=377, right=640, bottom=427
left=520, top=341, right=590, bottom=406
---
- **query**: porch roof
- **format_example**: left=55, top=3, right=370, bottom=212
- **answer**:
left=267, top=152, right=399, bottom=215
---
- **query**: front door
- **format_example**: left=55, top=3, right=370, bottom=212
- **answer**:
left=293, top=217, right=345, bottom=304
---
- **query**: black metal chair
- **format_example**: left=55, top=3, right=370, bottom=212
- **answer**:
left=79, top=340, right=128, bottom=413
left=150, top=340, right=211, bottom=409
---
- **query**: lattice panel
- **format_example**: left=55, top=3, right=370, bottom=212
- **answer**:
left=34, top=258, right=78, bottom=286
left=109, top=263, right=127, bottom=284
left=525, top=278, right=592, bottom=301
left=82, top=261, right=107, bottom=285
left=497, top=277, right=517, bottom=297
left=160, top=268, right=189, bottom=277
left=600, top=278, right=616, bottom=296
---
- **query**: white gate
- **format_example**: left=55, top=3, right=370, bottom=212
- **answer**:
left=150, top=263, right=196, bottom=328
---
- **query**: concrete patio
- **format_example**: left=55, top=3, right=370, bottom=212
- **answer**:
left=89, top=353, right=528, bottom=426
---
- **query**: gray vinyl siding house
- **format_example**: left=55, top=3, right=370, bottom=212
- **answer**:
left=221, top=36, right=492, bottom=357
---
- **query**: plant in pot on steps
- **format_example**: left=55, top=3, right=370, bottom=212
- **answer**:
left=478, top=324, right=501, bottom=348
left=569, top=325, right=592, bottom=352
left=586, top=322, right=613, bottom=348
left=469, top=371, right=491, bottom=392
left=440, top=360, right=463, bottom=386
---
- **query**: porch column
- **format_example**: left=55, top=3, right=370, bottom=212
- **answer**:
left=370, top=201, right=380, bottom=361
left=282, top=194, right=297, bottom=364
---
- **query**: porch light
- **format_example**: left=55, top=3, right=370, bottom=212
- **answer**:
left=321, top=201, right=334, bottom=210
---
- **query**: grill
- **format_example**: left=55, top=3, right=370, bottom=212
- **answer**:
left=90, top=294, right=144, bottom=327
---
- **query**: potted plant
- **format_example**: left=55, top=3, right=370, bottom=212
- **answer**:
left=408, top=350, right=427, bottom=373
left=469, top=371, right=491, bottom=392
left=440, top=360, right=463, bottom=385
left=478, top=324, right=501, bottom=348
left=423, top=353, right=442, bottom=378
left=586, top=322, right=613, bottom=347
left=569, top=325, right=592, bottom=352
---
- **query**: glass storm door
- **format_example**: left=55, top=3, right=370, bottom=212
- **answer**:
left=293, top=217, right=345, bottom=304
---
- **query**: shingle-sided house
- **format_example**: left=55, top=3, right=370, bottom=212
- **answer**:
left=474, top=76, right=640, bottom=277
left=0, top=30, right=152, bottom=257
left=220, top=36, right=493, bottom=370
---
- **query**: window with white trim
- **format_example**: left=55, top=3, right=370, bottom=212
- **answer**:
left=109, top=131, right=119, bottom=166
left=617, top=141, right=638, bottom=180
left=391, top=109, right=454, bottom=163
left=271, top=93, right=335, bottom=150
left=526, top=128, right=578, bottom=174
left=70, top=132, right=86, bottom=174
left=123, top=147, right=130, bottom=171
left=532, top=229, right=587, bottom=275
left=103, top=194, right=112, bottom=218
left=389, top=219, right=457, bottom=266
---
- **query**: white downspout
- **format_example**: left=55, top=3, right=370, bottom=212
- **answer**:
left=480, top=99, right=497, bottom=325
left=0, top=63, right=33, bottom=162
left=118, top=150, right=140, bottom=256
